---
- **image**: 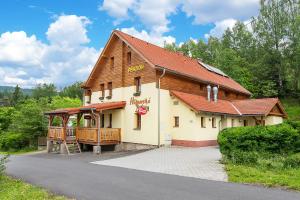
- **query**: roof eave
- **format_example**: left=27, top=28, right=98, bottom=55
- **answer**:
left=156, top=65, right=251, bottom=96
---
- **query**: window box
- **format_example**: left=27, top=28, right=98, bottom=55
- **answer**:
left=99, top=96, right=104, bottom=100
left=86, top=101, right=91, bottom=104
left=133, top=91, right=141, bottom=96
left=106, top=95, right=112, bottom=99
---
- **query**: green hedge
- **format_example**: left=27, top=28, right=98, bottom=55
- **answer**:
left=0, top=132, right=29, bottom=151
left=218, top=123, right=300, bottom=156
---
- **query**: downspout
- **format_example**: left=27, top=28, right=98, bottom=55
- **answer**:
left=157, top=68, right=166, bottom=147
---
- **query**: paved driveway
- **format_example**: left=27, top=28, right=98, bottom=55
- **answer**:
left=92, top=146, right=227, bottom=181
left=5, top=151, right=300, bottom=200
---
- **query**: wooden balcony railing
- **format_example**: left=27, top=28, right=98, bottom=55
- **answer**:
left=48, top=126, right=64, bottom=140
left=76, top=127, right=121, bottom=144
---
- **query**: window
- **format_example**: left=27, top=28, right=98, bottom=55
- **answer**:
left=107, top=82, right=112, bottom=97
left=127, top=52, right=131, bottom=65
left=108, top=113, right=112, bottom=128
left=85, top=89, right=91, bottom=103
left=201, top=117, right=206, bottom=128
left=174, top=116, right=179, bottom=127
left=100, top=114, right=105, bottom=128
left=110, top=57, right=114, bottom=68
left=231, top=119, right=235, bottom=127
left=134, top=77, right=141, bottom=93
left=100, top=83, right=105, bottom=98
left=135, top=113, right=141, bottom=130
left=243, top=120, right=248, bottom=126
left=212, top=117, right=217, bottom=128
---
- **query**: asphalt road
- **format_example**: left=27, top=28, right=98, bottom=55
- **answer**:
left=5, top=152, right=300, bottom=200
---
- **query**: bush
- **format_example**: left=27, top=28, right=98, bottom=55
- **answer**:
left=0, top=132, right=29, bottom=151
left=218, top=123, right=300, bottom=156
left=284, top=153, right=300, bottom=168
left=0, top=154, right=9, bottom=176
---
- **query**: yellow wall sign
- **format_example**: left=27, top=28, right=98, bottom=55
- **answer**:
left=128, top=64, right=144, bottom=73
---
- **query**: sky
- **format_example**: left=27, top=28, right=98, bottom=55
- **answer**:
left=0, top=0, right=260, bottom=88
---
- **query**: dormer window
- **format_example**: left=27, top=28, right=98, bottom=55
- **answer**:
left=127, top=52, right=131, bottom=65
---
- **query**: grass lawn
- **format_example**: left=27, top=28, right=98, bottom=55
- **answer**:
left=0, top=175, right=68, bottom=200
left=0, top=147, right=42, bottom=155
left=226, top=163, right=300, bottom=191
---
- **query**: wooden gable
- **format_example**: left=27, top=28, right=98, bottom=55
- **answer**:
left=83, top=33, right=157, bottom=92
left=268, top=102, right=288, bottom=118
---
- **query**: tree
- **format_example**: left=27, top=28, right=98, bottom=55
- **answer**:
left=59, top=82, right=84, bottom=99
left=32, top=84, right=57, bottom=100
left=10, top=85, right=23, bottom=106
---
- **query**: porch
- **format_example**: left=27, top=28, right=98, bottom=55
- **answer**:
left=45, top=101, right=126, bottom=154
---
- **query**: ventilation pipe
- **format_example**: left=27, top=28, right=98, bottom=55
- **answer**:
left=213, top=86, right=218, bottom=102
left=207, top=85, right=211, bottom=102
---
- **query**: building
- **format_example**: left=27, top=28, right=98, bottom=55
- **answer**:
left=45, top=30, right=287, bottom=153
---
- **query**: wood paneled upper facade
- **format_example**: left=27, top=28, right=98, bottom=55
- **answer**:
left=82, top=31, right=250, bottom=101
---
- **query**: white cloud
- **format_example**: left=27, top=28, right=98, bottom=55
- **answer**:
left=182, top=0, right=259, bottom=24
left=120, top=27, right=175, bottom=46
left=0, top=15, right=99, bottom=88
left=99, top=0, right=135, bottom=25
left=46, top=15, right=91, bottom=47
left=204, top=18, right=237, bottom=39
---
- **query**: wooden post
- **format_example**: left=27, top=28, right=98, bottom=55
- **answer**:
left=76, top=113, right=82, bottom=141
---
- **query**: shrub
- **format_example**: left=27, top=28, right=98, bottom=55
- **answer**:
left=0, top=132, right=29, bottom=151
left=0, top=154, right=9, bottom=176
left=283, top=153, right=300, bottom=168
left=218, top=123, right=300, bottom=156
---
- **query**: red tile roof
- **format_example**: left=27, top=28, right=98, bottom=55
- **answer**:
left=45, top=101, right=126, bottom=115
left=171, top=90, right=239, bottom=115
left=232, top=98, right=281, bottom=116
left=170, top=90, right=286, bottom=117
left=115, top=30, right=251, bottom=95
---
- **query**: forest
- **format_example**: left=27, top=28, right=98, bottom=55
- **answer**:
left=165, top=0, right=300, bottom=98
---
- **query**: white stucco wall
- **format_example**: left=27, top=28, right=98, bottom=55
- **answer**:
left=88, top=82, right=159, bottom=145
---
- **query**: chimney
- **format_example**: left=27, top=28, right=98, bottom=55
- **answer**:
left=213, top=86, right=218, bottom=102
left=207, top=85, right=211, bottom=102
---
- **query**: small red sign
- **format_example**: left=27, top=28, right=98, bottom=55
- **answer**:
left=137, top=106, right=147, bottom=115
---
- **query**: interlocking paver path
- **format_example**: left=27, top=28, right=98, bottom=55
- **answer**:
left=92, top=146, right=228, bottom=181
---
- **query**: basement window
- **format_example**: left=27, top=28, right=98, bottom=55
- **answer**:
left=174, top=116, right=179, bottom=127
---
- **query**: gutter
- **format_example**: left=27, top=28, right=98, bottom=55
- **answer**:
left=157, top=68, right=166, bottom=147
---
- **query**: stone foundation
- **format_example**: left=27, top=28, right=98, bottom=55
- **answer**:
left=120, top=142, right=156, bottom=151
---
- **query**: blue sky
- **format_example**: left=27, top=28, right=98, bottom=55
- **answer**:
left=0, top=0, right=260, bottom=88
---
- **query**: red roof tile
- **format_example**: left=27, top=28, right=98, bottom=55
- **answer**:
left=170, top=90, right=239, bottom=115
left=45, top=101, right=126, bottom=115
left=232, top=98, right=280, bottom=116
left=171, top=90, right=286, bottom=117
left=115, top=30, right=251, bottom=95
